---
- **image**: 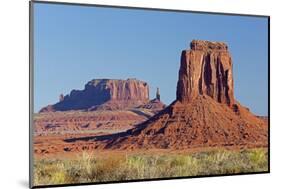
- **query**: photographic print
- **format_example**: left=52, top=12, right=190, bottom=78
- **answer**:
left=30, top=1, right=269, bottom=188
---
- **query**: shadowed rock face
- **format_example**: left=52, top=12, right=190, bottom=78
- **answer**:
left=39, top=79, right=149, bottom=112
left=176, top=40, right=234, bottom=106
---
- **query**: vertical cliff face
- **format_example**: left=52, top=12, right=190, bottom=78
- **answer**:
left=176, top=40, right=234, bottom=106
left=39, top=79, right=150, bottom=112
left=103, top=79, right=149, bottom=101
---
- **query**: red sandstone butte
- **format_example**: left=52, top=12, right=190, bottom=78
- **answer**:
left=101, top=40, right=268, bottom=150
left=177, top=40, right=234, bottom=106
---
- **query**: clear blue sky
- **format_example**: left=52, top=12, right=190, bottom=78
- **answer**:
left=33, top=3, right=268, bottom=115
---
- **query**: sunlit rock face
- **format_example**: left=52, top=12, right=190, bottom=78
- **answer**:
left=176, top=40, right=234, bottom=106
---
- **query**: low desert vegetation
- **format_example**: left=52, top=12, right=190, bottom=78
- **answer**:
left=34, top=148, right=268, bottom=186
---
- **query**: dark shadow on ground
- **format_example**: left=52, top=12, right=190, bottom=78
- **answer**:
left=63, top=131, right=130, bottom=143
left=130, top=109, right=152, bottom=119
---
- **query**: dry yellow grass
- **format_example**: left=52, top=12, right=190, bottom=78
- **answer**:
left=33, top=148, right=268, bottom=186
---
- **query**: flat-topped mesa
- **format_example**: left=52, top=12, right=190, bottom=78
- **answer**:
left=39, top=78, right=150, bottom=112
left=176, top=40, right=234, bottom=106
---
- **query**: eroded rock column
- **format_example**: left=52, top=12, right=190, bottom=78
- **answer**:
left=176, top=40, right=234, bottom=106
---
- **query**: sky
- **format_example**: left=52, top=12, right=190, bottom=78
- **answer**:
left=33, top=3, right=268, bottom=115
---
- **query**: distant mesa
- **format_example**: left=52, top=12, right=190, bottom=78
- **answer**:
left=36, top=80, right=166, bottom=135
left=102, top=40, right=268, bottom=150
left=40, top=78, right=149, bottom=112
left=37, top=79, right=167, bottom=135
left=39, top=78, right=165, bottom=113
